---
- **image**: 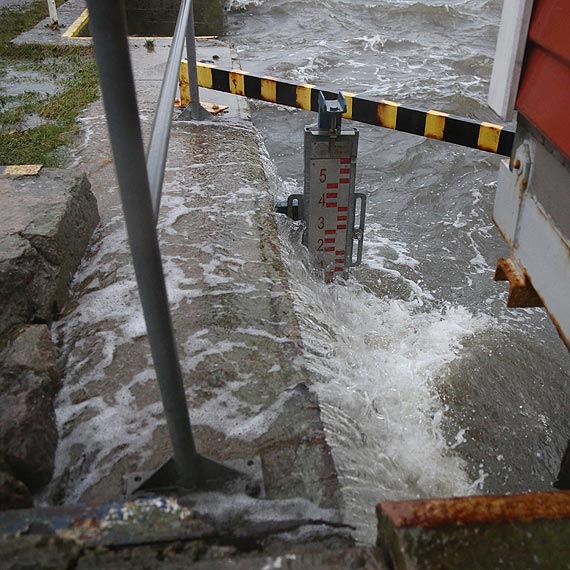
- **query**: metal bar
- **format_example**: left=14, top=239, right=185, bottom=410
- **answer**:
left=182, top=62, right=515, bottom=157
left=185, top=1, right=204, bottom=119
left=85, top=0, right=202, bottom=489
left=147, top=0, right=194, bottom=222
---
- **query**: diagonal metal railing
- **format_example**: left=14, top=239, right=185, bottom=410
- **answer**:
left=85, top=0, right=207, bottom=490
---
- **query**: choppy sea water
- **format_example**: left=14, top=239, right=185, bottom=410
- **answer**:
left=225, top=0, right=570, bottom=543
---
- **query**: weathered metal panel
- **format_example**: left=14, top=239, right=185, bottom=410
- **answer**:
left=515, top=191, right=570, bottom=346
left=493, top=133, right=570, bottom=348
left=493, top=156, right=526, bottom=247
left=525, top=128, right=570, bottom=244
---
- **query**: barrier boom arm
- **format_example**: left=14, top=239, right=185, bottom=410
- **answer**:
left=179, top=61, right=514, bottom=157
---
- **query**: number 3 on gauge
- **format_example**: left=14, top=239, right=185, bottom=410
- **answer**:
left=317, top=216, right=324, bottom=229
left=319, top=168, right=326, bottom=183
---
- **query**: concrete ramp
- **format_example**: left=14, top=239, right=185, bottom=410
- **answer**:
left=45, top=39, right=341, bottom=515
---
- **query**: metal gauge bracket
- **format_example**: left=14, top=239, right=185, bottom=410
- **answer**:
left=317, top=91, right=347, bottom=133
left=274, top=195, right=302, bottom=221
left=350, top=192, right=366, bottom=267
left=287, top=194, right=303, bottom=220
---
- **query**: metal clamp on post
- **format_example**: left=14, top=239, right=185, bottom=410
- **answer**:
left=317, top=91, right=345, bottom=133
left=277, top=91, right=366, bottom=282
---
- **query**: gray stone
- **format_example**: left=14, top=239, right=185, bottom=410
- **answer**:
left=0, top=471, right=33, bottom=511
left=75, top=546, right=385, bottom=569
left=0, top=324, right=60, bottom=394
left=0, top=169, right=99, bottom=336
left=187, top=548, right=385, bottom=570
left=0, top=387, right=57, bottom=490
left=0, top=234, right=48, bottom=337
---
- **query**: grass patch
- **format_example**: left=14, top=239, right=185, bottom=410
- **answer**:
left=0, top=0, right=99, bottom=166
left=0, top=0, right=66, bottom=56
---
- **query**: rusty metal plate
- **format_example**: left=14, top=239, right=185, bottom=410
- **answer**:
left=378, top=490, right=570, bottom=529
left=494, top=257, right=544, bottom=308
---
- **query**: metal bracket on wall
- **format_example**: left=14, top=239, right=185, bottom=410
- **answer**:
left=124, top=456, right=264, bottom=498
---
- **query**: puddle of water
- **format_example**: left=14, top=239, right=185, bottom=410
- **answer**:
left=0, top=62, right=70, bottom=134
left=0, top=68, right=59, bottom=99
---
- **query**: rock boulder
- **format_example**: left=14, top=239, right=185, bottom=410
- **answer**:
left=0, top=387, right=58, bottom=491
left=0, top=472, right=33, bottom=510
left=0, top=169, right=99, bottom=336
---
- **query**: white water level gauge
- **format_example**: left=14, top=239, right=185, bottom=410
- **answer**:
left=286, top=92, right=366, bottom=282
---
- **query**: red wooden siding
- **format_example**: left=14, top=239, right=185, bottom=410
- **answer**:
left=528, top=0, right=570, bottom=66
left=516, top=0, right=570, bottom=158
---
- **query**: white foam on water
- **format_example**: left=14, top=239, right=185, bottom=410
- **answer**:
left=226, top=0, right=267, bottom=11
left=280, top=235, right=492, bottom=541
left=44, top=148, right=267, bottom=502
left=184, top=369, right=302, bottom=442
left=40, top=203, right=169, bottom=502
left=259, top=139, right=494, bottom=540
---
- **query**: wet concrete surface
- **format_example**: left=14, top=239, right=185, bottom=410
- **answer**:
left=43, top=38, right=342, bottom=526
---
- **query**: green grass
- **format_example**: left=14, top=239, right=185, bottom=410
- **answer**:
left=0, top=0, right=99, bottom=166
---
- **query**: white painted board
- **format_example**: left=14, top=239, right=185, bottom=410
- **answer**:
left=488, top=0, right=534, bottom=121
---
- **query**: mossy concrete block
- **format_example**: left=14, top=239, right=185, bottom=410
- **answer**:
left=0, top=169, right=99, bottom=335
left=377, top=491, right=570, bottom=569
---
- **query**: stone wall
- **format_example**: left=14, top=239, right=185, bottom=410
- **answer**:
left=194, top=0, right=225, bottom=36
left=0, top=170, right=99, bottom=509
left=123, top=0, right=225, bottom=37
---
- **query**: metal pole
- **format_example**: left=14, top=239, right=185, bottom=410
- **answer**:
left=185, top=1, right=206, bottom=120
left=147, top=0, right=194, bottom=221
left=85, top=0, right=202, bottom=489
left=46, top=0, right=58, bottom=26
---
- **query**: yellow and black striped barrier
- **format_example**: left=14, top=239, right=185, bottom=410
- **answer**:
left=179, top=61, right=514, bottom=157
